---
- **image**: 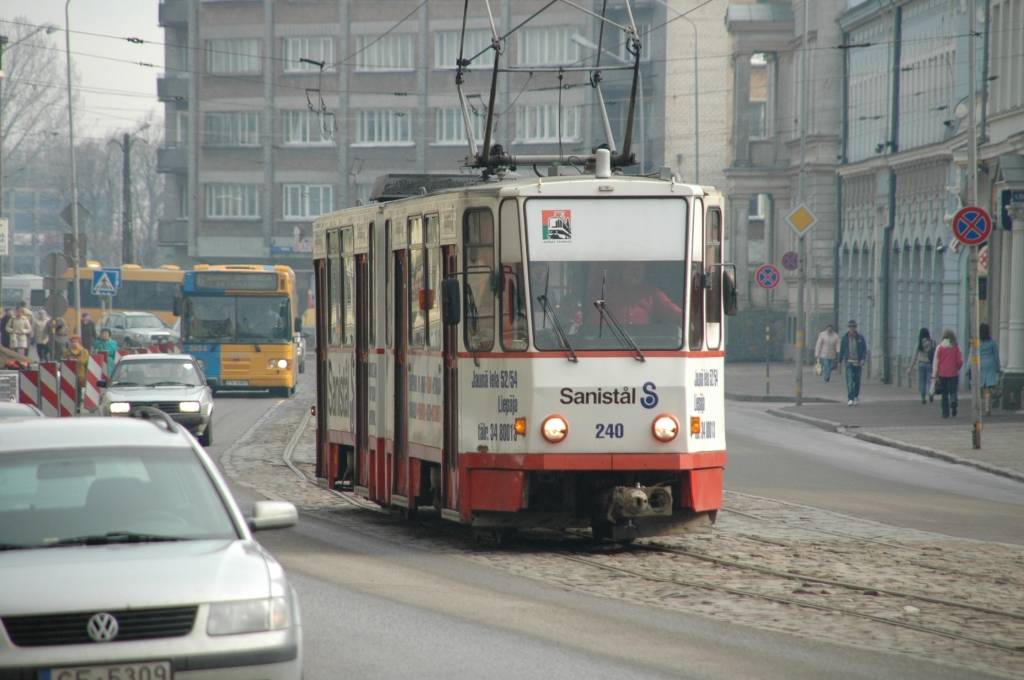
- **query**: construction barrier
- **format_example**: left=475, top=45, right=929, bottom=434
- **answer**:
left=18, top=367, right=40, bottom=410
left=36, top=362, right=63, bottom=417
left=59, top=361, right=78, bottom=417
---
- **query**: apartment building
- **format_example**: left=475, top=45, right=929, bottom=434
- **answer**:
left=155, top=0, right=672, bottom=303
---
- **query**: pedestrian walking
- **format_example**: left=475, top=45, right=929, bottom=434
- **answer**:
left=8, top=306, right=33, bottom=356
left=92, top=328, right=119, bottom=374
left=33, top=310, right=51, bottom=362
left=0, top=307, right=12, bottom=349
left=814, top=324, right=841, bottom=383
left=64, top=335, right=90, bottom=414
left=975, top=323, right=1001, bottom=416
left=931, top=329, right=963, bottom=418
left=838, top=319, right=868, bottom=406
left=51, top=318, right=70, bottom=360
left=80, top=312, right=98, bottom=349
left=906, top=327, right=936, bottom=404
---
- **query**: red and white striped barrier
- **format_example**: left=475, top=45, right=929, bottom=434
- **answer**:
left=82, top=353, right=105, bottom=413
left=37, top=362, right=62, bottom=417
left=59, top=361, right=79, bottom=417
left=18, top=367, right=40, bottom=411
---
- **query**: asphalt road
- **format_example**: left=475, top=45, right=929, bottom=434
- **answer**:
left=202, top=379, right=1014, bottom=679
left=724, top=401, right=1024, bottom=544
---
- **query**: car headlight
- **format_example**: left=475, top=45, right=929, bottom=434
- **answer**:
left=541, top=415, right=569, bottom=443
left=207, top=597, right=290, bottom=636
left=179, top=401, right=201, bottom=413
left=267, top=359, right=288, bottom=370
left=109, top=402, right=131, bottom=415
left=651, top=414, right=680, bottom=442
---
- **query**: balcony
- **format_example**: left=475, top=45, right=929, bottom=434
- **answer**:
left=158, top=219, right=188, bottom=245
left=158, top=0, right=188, bottom=27
left=157, top=146, right=187, bottom=173
left=157, top=76, right=189, bottom=103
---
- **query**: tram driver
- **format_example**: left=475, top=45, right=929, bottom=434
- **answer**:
left=598, top=261, right=683, bottom=326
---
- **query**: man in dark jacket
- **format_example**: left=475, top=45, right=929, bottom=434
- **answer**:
left=80, top=312, right=97, bottom=349
left=0, top=307, right=11, bottom=349
left=838, top=319, right=868, bottom=406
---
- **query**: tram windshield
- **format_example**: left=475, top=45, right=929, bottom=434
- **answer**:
left=529, top=260, right=685, bottom=350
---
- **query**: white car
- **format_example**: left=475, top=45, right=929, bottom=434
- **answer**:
left=0, top=415, right=302, bottom=679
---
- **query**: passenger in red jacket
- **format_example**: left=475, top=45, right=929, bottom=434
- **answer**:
left=931, top=329, right=963, bottom=418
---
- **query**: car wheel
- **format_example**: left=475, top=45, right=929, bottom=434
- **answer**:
left=199, top=420, right=212, bottom=446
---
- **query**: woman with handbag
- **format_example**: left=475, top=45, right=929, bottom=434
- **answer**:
left=931, top=329, right=963, bottom=418
left=814, top=324, right=840, bottom=383
left=906, top=327, right=935, bottom=404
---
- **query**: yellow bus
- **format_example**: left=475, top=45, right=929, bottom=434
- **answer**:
left=62, top=263, right=184, bottom=327
left=178, top=264, right=299, bottom=396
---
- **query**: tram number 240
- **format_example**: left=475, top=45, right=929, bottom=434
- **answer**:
left=595, top=423, right=625, bottom=438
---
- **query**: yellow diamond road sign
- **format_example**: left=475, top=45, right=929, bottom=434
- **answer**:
left=786, top=204, right=817, bottom=236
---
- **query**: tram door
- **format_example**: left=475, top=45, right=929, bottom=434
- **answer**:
left=441, top=245, right=459, bottom=509
left=392, top=245, right=409, bottom=501
left=313, top=258, right=328, bottom=480
left=355, top=243, right=373, bottom=500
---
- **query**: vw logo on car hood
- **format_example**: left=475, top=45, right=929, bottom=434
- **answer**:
left=86, top=612, right=119, bottom=642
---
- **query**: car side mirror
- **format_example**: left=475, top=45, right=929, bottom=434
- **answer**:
left=441, top=278, right=461, bottom=326
left=723, top=266, right=739, bottom=316
left=248, top=500, right=298, bottom=531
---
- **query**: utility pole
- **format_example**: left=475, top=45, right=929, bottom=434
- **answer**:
left=65, top=0, right=82, bottom=336
left=0, top=35, right=8, bottom=308
left=121, top=133, right=132, bottom=264
left=967, top=0, right=982, bottom=448
left=794, top=0, right=809, bottom=405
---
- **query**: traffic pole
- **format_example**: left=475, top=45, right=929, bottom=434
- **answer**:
left=967, top=0, right=982, bottom=449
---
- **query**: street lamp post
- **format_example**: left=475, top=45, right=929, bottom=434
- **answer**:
left=0, top=23, right=59, bottom=307
left=65, top=0, right=82, bottom=336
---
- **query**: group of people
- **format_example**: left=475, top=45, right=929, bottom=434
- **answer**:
left=815, top=319, right=1002, bottom=417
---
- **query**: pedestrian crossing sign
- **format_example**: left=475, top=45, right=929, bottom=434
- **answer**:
left=91, top=269, right=119, bottom=296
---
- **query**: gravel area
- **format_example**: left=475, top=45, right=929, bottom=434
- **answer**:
left=220, top=396, right=1024, bottom=680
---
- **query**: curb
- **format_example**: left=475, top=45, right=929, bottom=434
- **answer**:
left=766, top=408, right=1024, bottom=485
left=727, top=393, right=838, bottom=404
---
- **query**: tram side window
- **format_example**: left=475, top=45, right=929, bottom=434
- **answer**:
left=688, top=200, right=705, bottom=351
left=409, top=216, right=427, bottom=347
left=327, top=231, right=342, bottom=346
left=426, top=214, right=442, bottom=350
left=705, top=208, right=722, bottom=350
left=463, top=208, right=495, bottom=352
left=343, top=254, right=355, bottom=346
left=499, top=200, right=528, bottom=351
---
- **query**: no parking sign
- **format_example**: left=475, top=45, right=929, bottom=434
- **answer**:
left=951, top=206, right=992, bottom=246
left=755, top=264, right=780, bottom=290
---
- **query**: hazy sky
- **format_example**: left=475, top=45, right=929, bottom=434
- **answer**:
left=3, top=1, right=163, bottom=140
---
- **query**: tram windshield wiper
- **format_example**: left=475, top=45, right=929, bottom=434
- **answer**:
left=536, top=294, right=578, bottom=363
left=592, top=298, right=645, bottom=362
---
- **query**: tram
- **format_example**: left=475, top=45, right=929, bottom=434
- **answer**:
left=312, top=150, right=737, bottom=540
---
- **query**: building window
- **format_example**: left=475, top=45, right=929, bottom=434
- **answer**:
left=283, top=110, right=335, bottom=145
left=204, top=184, right=260, bottom=219
left=207, top=38, right=261, bottom=75
left=283, top=184, right=334, bottom=220
left=204, top=111, right=260, bottom=147
left=354, top=34, right=414, bottom=72
left=748, top=194, right=766, bottom=220
left=434, top=29, right=495, bottom=69
left=172, top=111, right=190, bottom=147
left=354, top=109, right=412, bottom=145
left=515, top=104, right=580, bottom=143
left=749, top=53, right=769, bottom=139
left=516, top=26, right=579, bottom=66
left=283, top=37, right=335, bottom=72
left=434, top=107, right=486, bottom=145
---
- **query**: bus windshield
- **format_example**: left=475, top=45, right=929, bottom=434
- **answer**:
left=529, top=260, right=685, bottom=351
left=183, top=295, right=291, bottom=343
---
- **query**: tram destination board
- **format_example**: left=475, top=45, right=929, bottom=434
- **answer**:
left=193, top=271, right=279, bottom=291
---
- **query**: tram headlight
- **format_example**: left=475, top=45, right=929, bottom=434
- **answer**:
left=267, top=359, right=289, bottom=370
left=651, top=414, right=680, bottom=442
left=541, top=415, right=569, bottom=443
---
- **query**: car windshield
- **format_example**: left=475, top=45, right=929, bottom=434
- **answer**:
left=111, top=360, right=204, bottom=387
left=128, top=315, right=166, bottom=329
left=0, top=447, right=238, bottom=549
left=183, top=295, right=291, bottom=343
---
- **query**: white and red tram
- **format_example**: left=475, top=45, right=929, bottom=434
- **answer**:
left=312, top=152, right=737, bottom=540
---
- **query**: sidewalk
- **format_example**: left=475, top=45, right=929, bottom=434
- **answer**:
left=726, top=361, right=1024, bottom=483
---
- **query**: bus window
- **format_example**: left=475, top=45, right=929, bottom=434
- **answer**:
left=499, top=200, right=528, bottom=351
left=688, top=199, right=705, bottom=351
left=705, top=208, right=723, bottom=350
left=426, top=214, right=441, bottom=350
left=409, top=216, right=426, bottom=347
left=463, top=208, right=495, bottom=353
left=327, top=230, right=341, bottom=346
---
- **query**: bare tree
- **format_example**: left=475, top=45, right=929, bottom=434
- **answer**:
left=1, top=17, right=70, bottom=169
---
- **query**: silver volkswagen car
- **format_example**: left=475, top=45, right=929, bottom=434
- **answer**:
left=99, top=354, right=214, bottom=445
left=0, top=415, right=302, bottom=679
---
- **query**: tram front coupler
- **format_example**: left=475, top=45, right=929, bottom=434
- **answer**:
left=601, top=484, right=673, bottom=524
